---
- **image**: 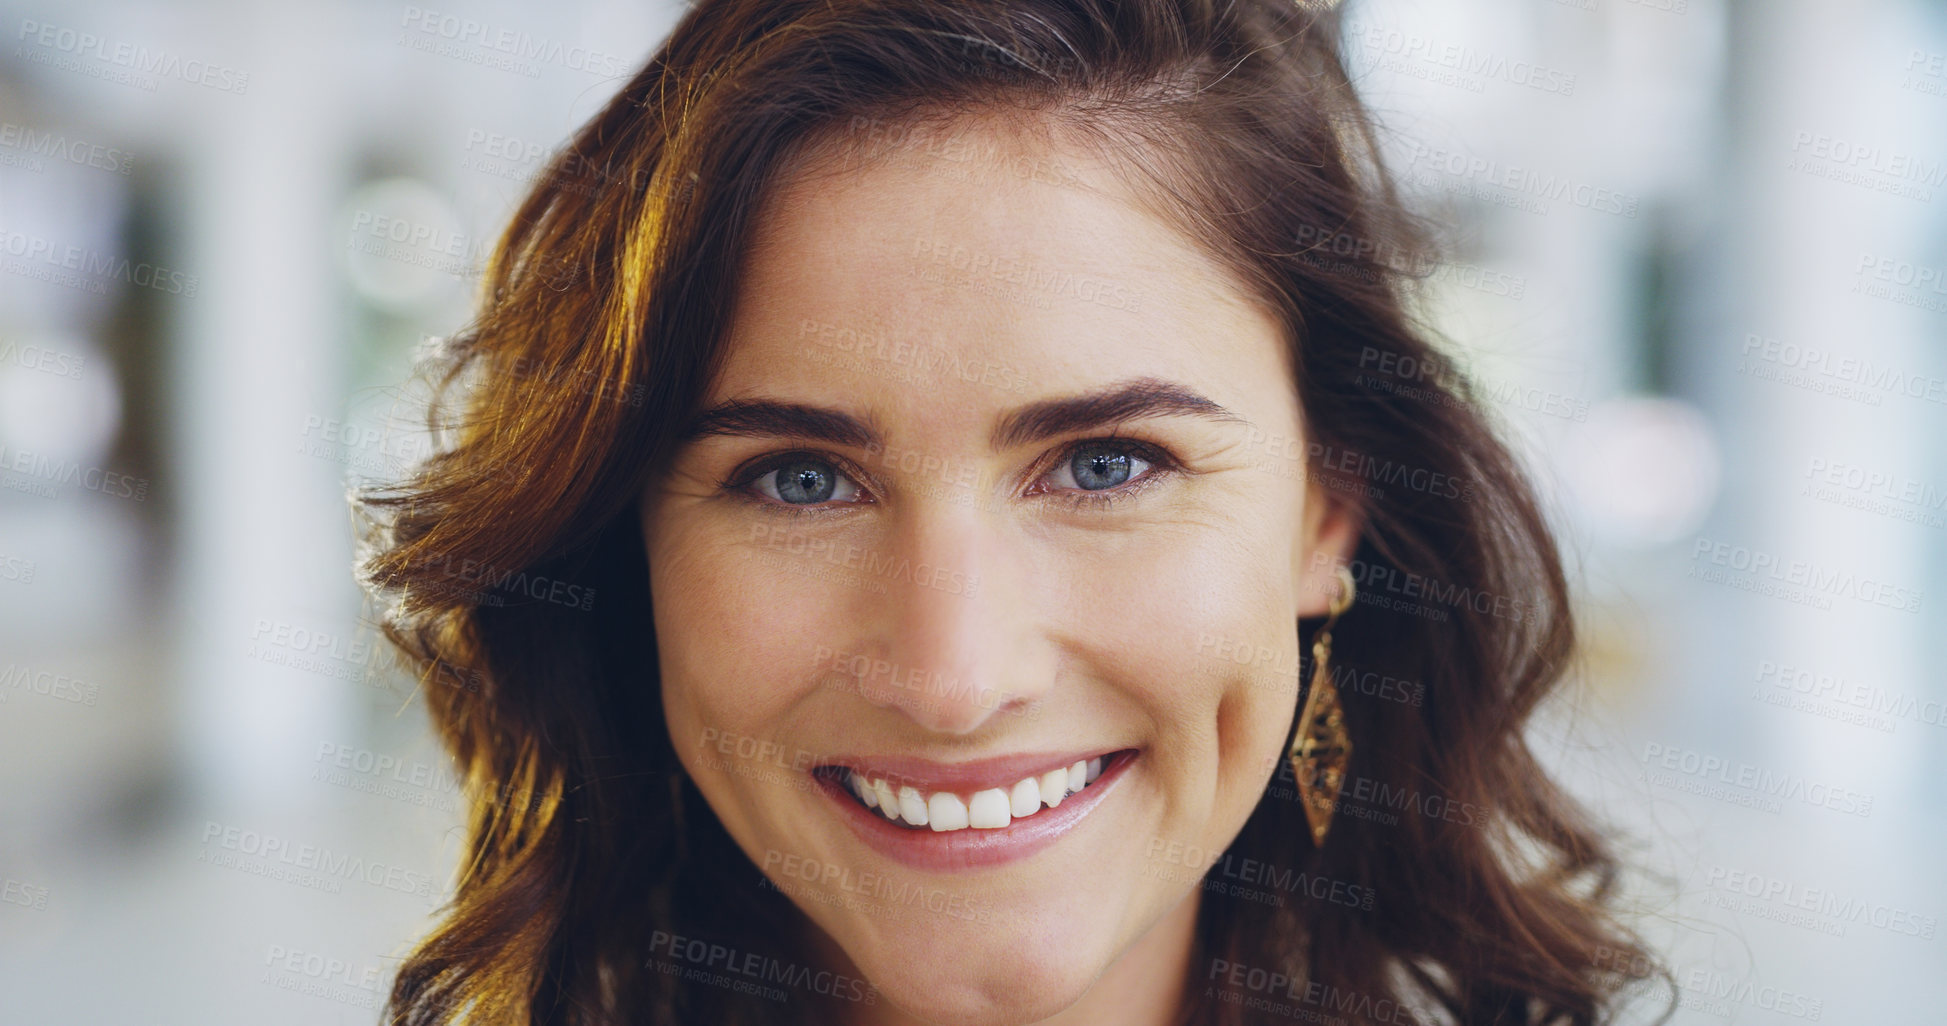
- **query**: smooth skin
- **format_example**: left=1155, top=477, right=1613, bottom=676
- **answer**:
left=640, top=113, right=1362, bottom=1026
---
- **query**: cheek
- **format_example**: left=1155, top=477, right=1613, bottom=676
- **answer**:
left=1048, top=514, right=1300, bottom=818
left=649, top=526, right=823, bottom=772
left=1069, top=503, right=1301, bottom=692
left=648, top=521, right=884, bottom=764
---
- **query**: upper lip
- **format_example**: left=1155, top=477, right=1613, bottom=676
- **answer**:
left=817, top=749, right=1127, bottom=794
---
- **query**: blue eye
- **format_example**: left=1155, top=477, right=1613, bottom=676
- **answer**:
left=730, top=438, right=1174, bottom=513
left=1052, top=442, right=1152, bottom=492
left=749, top=457, right=864, bottom=505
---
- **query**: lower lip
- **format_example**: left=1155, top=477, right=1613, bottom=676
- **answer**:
left=815, top=751, right=1137, bottom=873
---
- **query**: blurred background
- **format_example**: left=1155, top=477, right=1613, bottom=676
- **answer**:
left=0, top=0, right=1941, bottom=1022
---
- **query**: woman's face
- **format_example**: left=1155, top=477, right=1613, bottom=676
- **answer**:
left=641, top=117, right=1357, bottom=1026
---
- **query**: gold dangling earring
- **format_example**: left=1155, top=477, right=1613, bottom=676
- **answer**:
left=1289, top=564, right=1357, bottom=847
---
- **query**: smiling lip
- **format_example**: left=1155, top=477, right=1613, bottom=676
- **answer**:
left=813, top=749, right=1136, bottom=872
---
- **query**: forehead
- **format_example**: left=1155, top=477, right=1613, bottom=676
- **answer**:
left=713, top=114, right=1294, bottom=429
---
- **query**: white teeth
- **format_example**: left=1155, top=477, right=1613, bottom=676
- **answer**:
left=1039, top=768, right=1069, bottom=808
left=1009, top=777, right=1041, bottom=818
left=968, top=788, right=1012, bottom=829
left=928, top=792, right=969, bottom=831
left=898, top=786, right=929, bottom=826
left=841, top=756, right=1117, bottom=831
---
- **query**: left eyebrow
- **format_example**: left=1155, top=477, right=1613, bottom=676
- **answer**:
left=989, top=376, right=1247, bottom=450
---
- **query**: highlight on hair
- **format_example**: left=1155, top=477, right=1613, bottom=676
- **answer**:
left=358, top=1, right=1669, bottom=1023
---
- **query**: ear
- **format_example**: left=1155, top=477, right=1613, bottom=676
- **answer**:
left=1293, top=489, right=1363, bottom=619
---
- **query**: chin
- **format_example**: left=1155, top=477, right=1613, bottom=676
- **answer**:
left=808, top=874, right=1127, bottom=1026
left=856, top=943, right=1100, bottom=1026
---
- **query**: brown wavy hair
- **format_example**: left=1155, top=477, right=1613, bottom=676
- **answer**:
left=360, top=1, right=1667, bottom=1023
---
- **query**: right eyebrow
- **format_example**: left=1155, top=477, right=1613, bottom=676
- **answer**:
left=679, top=399, right=883, bottom=448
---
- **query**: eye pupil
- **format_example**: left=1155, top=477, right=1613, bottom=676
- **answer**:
left=1071, top=447, right=1132, bottom=490
left=775, top=460, right=837, bottom=504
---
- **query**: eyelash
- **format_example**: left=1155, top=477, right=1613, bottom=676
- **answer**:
left=724, top=436, right=1181, bottom=517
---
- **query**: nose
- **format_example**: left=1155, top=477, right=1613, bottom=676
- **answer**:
left=841, top=498, right=1052, bottom=734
